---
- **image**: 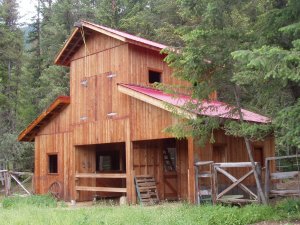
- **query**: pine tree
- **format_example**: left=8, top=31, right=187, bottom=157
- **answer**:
left=0, top=0, right=31, bottom=169
left=165, top=0, right=271, bottom=203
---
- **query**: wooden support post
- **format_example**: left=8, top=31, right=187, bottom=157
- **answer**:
left=212, top=165, right=217, bottom=204
left=256, top=164, right=262, bottom=203
left=125, top=140, right=133, bottom=204
left=188, top=137, right=196, bottom=203
left=195, top=165, right=199, bottom=204
left=125, top=119, right=134, bottom=204
left=4, top=171, right=11, bottom=196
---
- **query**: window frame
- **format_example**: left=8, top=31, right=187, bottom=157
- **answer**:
left=48, top=153, right=58, bottom=175
left=148, top=68, right=162, bottom=84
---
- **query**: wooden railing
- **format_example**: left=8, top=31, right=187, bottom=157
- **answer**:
left=75, top=172, right=127, bottom=198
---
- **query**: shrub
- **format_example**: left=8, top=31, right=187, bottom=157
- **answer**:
left=276, top=198, right=300, bottom=215
left=2, top=194, right=57, bottom=209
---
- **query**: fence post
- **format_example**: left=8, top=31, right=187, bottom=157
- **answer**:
left=212, top=164, right=217, bottom=204
left=264, top=159, right=270, bottom=204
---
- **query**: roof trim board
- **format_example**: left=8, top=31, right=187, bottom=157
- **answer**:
left=18, top=96, right=70, bottom=142
left=117, top=83, right=270, bottom=123
left=54, top=21, right=167, bottom=66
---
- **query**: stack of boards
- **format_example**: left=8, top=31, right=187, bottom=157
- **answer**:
left=135, top=175, right=159, bottom=205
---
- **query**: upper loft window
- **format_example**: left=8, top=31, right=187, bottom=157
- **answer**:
left=48, top=154, right=58, bottom=174
left=148, top=70, right=161, bottom=83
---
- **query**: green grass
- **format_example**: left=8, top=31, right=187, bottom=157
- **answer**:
left=0, top=195, right=299, bottom=225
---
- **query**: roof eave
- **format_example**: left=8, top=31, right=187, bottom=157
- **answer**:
left=54, top=21, right=166, bottom=66
left=18, top=96, right=70, bottom=142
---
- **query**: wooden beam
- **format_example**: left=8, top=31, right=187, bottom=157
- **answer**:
left=125, top=119, right=134, bottom=204
left=60, top=34, right=84, bottom=66
left=270, top=190, right=300, bottom=195
left=82, top=22, right=126, bottom=42
left=271, top=171, right=299, bottom=180
left=266, top=154, right=299, bottom=161
left=54, top=28, right=80, bottom=65
left=188, top=137, right=196, bottom=203
left=75, top=173, right=126, bottom=179
left=75, top=186, right=126, bottom=193
left=214, top=162, right=258, bottom=168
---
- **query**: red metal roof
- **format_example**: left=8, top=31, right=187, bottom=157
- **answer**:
left=83, top=21, right=167, bottom=50
left=18, top=96, right=70, bottom=142
left=55, top=21, right=167, bottom=66
left=118, top=84, right=270, bottom=123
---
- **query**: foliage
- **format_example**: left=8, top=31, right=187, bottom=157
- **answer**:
left=276, top=198, right=300, bottom=216
left=163, top=0, right=300, bottom=155
left=1, top=196, right=300, bottom=225
left=2, top=194, right=58, bottom=209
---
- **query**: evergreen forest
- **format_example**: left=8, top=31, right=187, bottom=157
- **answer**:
left=0, top=0, right=299, bottom=171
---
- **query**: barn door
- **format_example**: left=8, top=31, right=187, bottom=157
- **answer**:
left=163, top=146, right=178, bottom=200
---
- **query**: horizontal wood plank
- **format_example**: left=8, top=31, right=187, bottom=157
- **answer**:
left=270, top=190, right=300, bottom=195
left=75, top=186, right=127, bottom=193
left=214, top=162, right=258, bottom=168
left=75, top=173, right=126, bottom=179
left=271, top=171, right=299, bottom=180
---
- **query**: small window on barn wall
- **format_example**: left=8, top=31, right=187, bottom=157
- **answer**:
left=148, top=70, right=161, bottom=84
left=96, top=151, right=120, bottom=172
left=48, top=154, right=58, bottom=174
left=99, top=156, right=112, bottom=171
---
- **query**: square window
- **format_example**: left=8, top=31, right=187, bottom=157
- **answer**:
left=48, top=154, right=58, bottom=173
left=148, top=70, right=161, bottom=83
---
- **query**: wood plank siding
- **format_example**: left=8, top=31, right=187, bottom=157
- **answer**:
left=25, top=24, right=275, bottom=203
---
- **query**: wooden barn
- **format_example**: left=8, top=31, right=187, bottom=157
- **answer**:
left=18, top=21, right=274, bottom=204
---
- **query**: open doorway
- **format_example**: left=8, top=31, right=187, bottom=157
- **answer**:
left=75, top=142, right=126, bottom=201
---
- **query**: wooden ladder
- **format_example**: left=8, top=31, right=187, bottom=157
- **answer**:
left=163, top=149, right=175, bottom=171
left=134, top=175, right=159, bottom=205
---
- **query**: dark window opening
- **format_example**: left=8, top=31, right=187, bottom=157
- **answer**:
left=148, top=70, right=161, bottom=83
left=96, top=151, right=121, bottom=172
left=48, top=154, right=58, bottom=173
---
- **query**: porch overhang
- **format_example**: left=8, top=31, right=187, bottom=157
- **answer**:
left=117, top=83, right=270, bottom=123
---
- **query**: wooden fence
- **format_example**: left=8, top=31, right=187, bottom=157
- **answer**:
left=212, top=162, right=261, bottom=204
left=0, top=170, right=33, bottom=196
left=265, top=155, right=300, bottom=202
left=195, top=161, right=262, bottom=204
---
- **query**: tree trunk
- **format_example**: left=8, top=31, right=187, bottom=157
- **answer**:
left=234, top=86, right=267, bottom=204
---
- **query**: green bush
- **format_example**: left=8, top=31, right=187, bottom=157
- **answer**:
left=276, top=198, right=300, bottom=215
left=2, top=194, right=57, bottom=209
